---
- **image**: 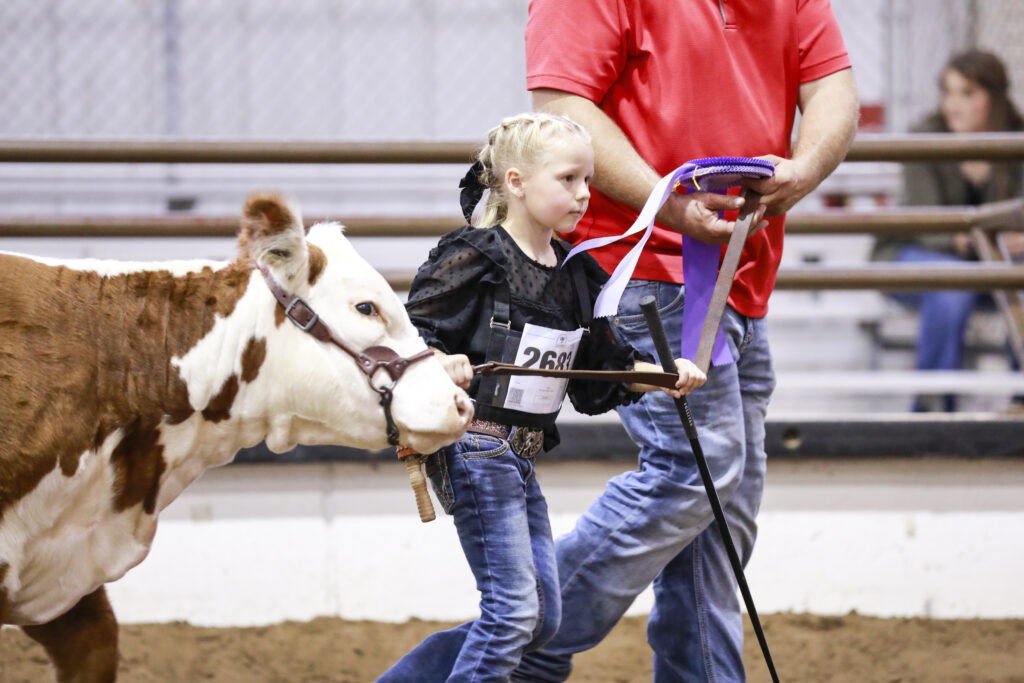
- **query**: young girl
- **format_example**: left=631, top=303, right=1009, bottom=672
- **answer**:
left=377, top=112, right=705, bottom=682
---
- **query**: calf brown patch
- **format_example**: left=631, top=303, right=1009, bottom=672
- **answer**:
left=0, top=254, right=252, bottom=520
left=307, top=244, right=326, bottom=286
left=21, top=586, right=118, bottom=678
left=240, top=337, right=267, bottom=384
left=110, top=419, right=167, bottom=515
left=165, top=381, right=196, bottom=426
left=0, top=563, right=8, bottom=624
left=201, top=375, right=239, bottom=423
left=241, top=194, right=300, bottom=242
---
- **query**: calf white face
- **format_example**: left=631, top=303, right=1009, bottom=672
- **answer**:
left=231, top=194, right=472, bottom=454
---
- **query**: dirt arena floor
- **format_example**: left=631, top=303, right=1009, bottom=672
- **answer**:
left=3, top=612, right=1024, bottom=682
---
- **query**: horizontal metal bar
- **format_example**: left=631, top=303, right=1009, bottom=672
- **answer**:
left=785, top=210, right=974, bottom=235
left=2, top=229, right=1020, bottom=291
left=2, top=133, right=1024, bottom=164
left=844, top=133, right=1024, bottom=162
left=0, top=215, right=462, bottom=238
left=776, top=370, right=1024, bottom=394
left=4, top=203, right=1022, bottom=238
left=786, top=200, right=1024, bottom=235
left=380, top=265, right=1024, bottom=293
left=773, top=264, right=1024, bottom=291
left=0, top=140, right=479, bottom=165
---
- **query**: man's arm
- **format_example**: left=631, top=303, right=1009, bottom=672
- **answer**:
left=745, top=68, right=859, bottom=216
left=533, top=88, right=754, bottom=244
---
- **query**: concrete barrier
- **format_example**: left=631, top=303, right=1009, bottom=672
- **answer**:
left=106, top=456, right=1024, bottom=626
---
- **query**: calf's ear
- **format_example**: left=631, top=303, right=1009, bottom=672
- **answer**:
left=238, top=192, right=309, bottom=282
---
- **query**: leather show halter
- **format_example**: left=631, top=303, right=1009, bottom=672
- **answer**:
left=258, top=263, right=433, bottom=446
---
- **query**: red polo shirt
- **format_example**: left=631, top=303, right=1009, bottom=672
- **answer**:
left=526, top=0, right=851, bottom=317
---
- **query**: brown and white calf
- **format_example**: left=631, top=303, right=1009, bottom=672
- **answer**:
left=0, top=193, right=472, bottom=681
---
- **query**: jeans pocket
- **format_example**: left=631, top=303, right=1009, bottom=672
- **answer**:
left=610, top=278, right=684, bottom=344
left=459, top=434, right=509, bottom=460
left=425, top=452, right=455, bottom=515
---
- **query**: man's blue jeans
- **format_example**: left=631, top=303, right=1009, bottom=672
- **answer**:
left=513, top=279, right=776, bottom=682
left=376, top=433, right=561, bottom=682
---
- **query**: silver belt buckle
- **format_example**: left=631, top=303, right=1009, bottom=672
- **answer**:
left=508, top=426, right=544, bottom=458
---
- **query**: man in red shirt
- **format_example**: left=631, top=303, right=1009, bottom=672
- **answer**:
left=514, top=1, right=858, bottom=680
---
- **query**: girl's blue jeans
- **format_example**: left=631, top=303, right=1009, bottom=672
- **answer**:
left=513, top=279, right=776, bottom=683
left=375, top=433, right=560, bottom=682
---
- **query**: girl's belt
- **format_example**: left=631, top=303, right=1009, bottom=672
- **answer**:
left=467, top=418, right=544, bottom=458
left=465, top=418, right=511, bottom=440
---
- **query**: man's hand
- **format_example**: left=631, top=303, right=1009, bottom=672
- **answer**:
left=742, top=155, right=815, bottom=217
left=658, top=191, right=769, bottom=244
left=657, top=191, right=741, bottom=244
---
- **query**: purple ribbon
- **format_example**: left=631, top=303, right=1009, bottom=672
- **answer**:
left=681, top=235, right=731, bottom=364
left=566, top=156, right=774, bottom=366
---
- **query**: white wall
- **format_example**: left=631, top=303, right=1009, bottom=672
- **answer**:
left=106, top=456, right=1024, bottom=626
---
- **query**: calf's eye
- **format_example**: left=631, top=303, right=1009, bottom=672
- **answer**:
left=355, top=301, right=379, bottom=316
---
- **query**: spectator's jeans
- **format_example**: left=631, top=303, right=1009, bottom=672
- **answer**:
left=512, top=279, right=775, bottom=683
left=891, top=245, right=984, bottom=411
left=375, top=433, right=560, bottom=683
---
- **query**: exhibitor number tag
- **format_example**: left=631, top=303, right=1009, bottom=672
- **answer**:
left=503, top=323, right=584, bottom=414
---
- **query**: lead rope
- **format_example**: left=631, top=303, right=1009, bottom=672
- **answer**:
left=396, top=445, right=435, bottom=522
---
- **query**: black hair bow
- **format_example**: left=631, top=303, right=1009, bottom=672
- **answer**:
left=458, top=160, right=486, bottom=223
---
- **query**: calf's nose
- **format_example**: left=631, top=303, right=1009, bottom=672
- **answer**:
left=454, top=393, right=474, bottom=422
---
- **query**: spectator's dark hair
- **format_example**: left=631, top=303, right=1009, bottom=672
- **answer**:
left=936, top=49, right=1024, bottom=132
left=920, top=49, right=1024, bottom=201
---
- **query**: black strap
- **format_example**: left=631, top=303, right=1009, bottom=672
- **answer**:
left=475, top=278, right=513, bottom=409
left=566, top=253, right=593, bottom=329
left=483, top=279, right=512, bottom=367
left=490, top=278, right=511, bottom=328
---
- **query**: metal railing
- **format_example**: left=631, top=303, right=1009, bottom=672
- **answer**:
left=5, top=201, right=1024, bottom=293
left=3, top=133, right=1024, bottom=164
left=1, top=199, right=1021, bottom=238
left=2, top=133, right=1023, bottom=370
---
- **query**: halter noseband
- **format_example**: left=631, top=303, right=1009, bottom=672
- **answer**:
left=258, top=264, right=433, bottom=446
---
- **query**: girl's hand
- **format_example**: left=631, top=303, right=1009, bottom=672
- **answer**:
left=433, top=349, right=474, bottom=389
left=663, top=359, right=706, bottom=399
left=629, top=359, right=706, bottom=396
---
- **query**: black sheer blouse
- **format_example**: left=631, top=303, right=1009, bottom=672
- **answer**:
left=406, top=225, right=647, bottom=447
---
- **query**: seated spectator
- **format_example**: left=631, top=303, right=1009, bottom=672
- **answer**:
left=872, top=49, right=1024, bottom=412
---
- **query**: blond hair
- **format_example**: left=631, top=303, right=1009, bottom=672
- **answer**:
left=472, top=112, right=591, bottom=228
